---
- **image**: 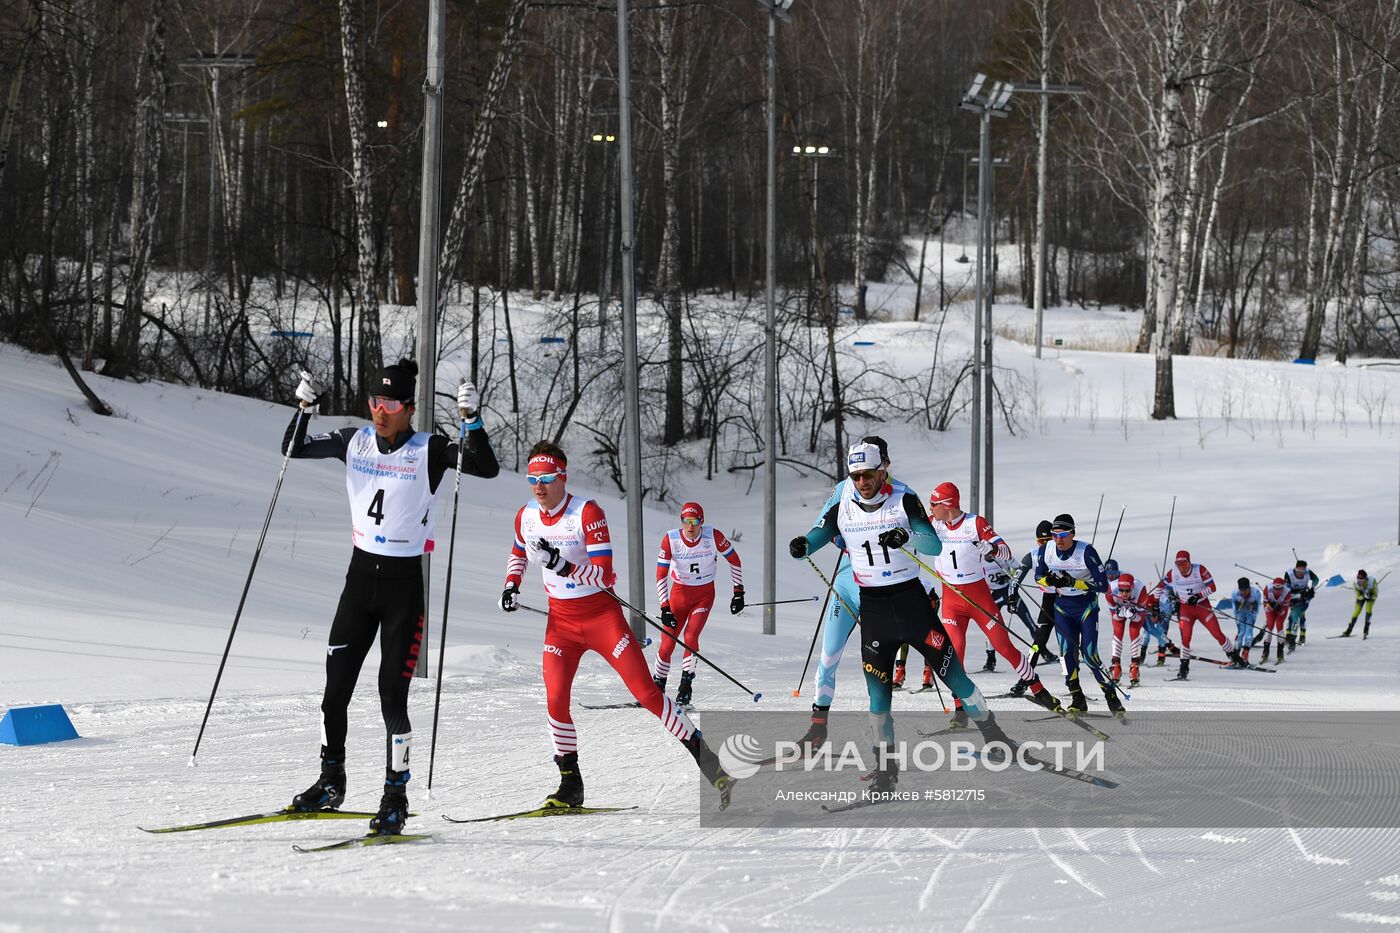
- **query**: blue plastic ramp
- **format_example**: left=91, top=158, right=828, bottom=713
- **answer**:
left=0, top=705, right=80, bottom=745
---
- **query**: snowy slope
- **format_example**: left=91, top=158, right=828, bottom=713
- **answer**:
left=3, top=314, right=1400, bottom=932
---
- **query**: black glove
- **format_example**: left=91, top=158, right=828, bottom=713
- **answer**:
left=877, top=527, right=910, bottom=550
left=535, top=538, right=574, bottom=577
left=1005, top=590, right=1021, bottom=613
left=1187, top=593, right=1203, bottom=606
left=500, top=583, right=520, bottom=612
left=1303, top=587, right=1316, bottom=601
left=789, top=536, right=809, bottom=559
left=1046, top=570, right=1072, bottom=588
left=660, top=605, right=678, bottom=629
left=730, top=587, right=745, bottom=615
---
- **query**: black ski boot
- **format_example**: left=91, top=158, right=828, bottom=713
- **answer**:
left=1275, top=642, right=1285, bottom=663
left=1364, top=619, right=1371, bottom=639
left=652, top=673, right=667, bottom=692
left=546, top=752, right=584, bottom=808
left=368, top=769, right=410, bottom=835
left=1175, top=658, right=1191, bottom=680
left=1066, top=684, right=1089, bottom=713
left=1298, top=625, right=1307, bottom=646
left=685, top=732, right=734, bottom=810
left=975, top=712, right=1016, bottom=763
left=948, top=708, right=970, bottom=731
left=1007, top=678, right=1030, bottom=699
left=864, top=752, right=899, bottom=794
left=290, top=752, right=346, bottom=812
left=799, top=705, right=830, bottom=751
left=981, top=650, right=997, bottom=673
left=1285, top=632, right=1296, bottom=653
left=1028, top=684, right=1065, bottom=713
left=676, top=671, right=695, bottom=707
left=1227, top=647, right=1245, bottom=668
left=1102, top=684, right=1126, bottom=718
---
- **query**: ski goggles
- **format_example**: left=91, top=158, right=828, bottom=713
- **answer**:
left=849, top=469, right=882, bottom=482
left=681, top=517, right=701, bottom=526
left=527, top=472, right=562, bottom=486
left=1051, top=530, right=1073, bottom=539
left=368, top=396, right=408, bottom=414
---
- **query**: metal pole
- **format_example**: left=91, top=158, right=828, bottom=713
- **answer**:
left=970, top=113, right=989, bottom=514
left=982, top=123, right=995, bottom=524
left=617, top=0, right=646, bottom=639
left=413, top=0, right=446, bottom=677
left=763, top=8, right=778, bottom=637
left=1034, top=90, right=1048, bottom=360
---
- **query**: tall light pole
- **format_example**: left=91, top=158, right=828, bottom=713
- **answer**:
left=760, top=0, right=794, bottom=637
left=959, top=75, right=1012, bottom=519
left=617, top=0, right=646, bottom=639
left=792, top=144, right=835, bottom=319
left=412, top=0, right=446, bottom=675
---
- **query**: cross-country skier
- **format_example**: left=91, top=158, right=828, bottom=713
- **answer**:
left=1261, top=577, right=1291, bottom=663
left=926, top=482, right=1063, bottom=724
left=499, top=441, right=733, bottom=809
left=1007, top=519, right=1059, bottom=699
left=1034, top=514, right=1124, bottom=715
left=1282, top=559, right=1320, bottom=650
left=790, top=441, right=1015, bottom=792
left=282, top=361, right=498, bottom=835
left=1343, top=570, right=1380, bottom=638
left=1162, top=549, right=1242, bottom=679
left=652, top=501, right=744, bottom=707
left=1105, top=572, right=1152, bottom=686
left=1229, top=577, right=1263, bottom=664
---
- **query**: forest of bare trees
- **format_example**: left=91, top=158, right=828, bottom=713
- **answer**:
left=3, top=0, right=1400, bottom=456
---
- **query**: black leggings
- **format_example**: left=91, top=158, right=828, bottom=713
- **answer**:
left=858, top=581, right=981, bottom=719
left=1028, top=591, right=1058, bottom=666
left=320, top=550, right=424, bottom=771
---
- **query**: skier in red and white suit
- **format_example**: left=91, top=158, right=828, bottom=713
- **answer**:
left=926, top=482, right=1062, bottom=722
left=499, top=441, right=732, bottom=809
left=652, top=501, right=744, bottom=707
left=1261, top=577, right=1292, bottom=664
left=1161, top=549, right=1243, bottom=678
left=1104, top=572, right=1153, bottom=685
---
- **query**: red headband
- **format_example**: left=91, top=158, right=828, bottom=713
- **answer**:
left=528, top=454, right=566, bottom=476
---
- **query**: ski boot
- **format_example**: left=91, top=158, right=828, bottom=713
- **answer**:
left=1285, top=632, right=1296, bottom=653
left=1227, top=647, right=1246, bottom=669
left=1166, top=641, right=1181, bottom=657
left=290, top=752, right=346, bottom=812
left=1240, top=647, right=1251, bottom=665
left=545, top=752, right=584, bottom=808
left=981, top=650, right=997, bottom=673
left=686, top=732, right=734, bottom=810
left=1364, top=619, right=1371, bottom=639
left=863, top=751, right=899, bottom=794
left=1110, top=657, right=1122, bottom=684
left=921, top=665, right=934, bottom=690
left=892, top=660, right=907, bottom=690
left=1155, top=647, right=1167, bottom=667
left=1276, top=642, right=1285, bottom=663
left=1340, top=624, right=1354, bottom=638
left=1298, top=626, right=1307, bottom=646
left=1027, top=683, right=1065, bottom=714
left=1128, top=660, right=1141, bottom=687
left=1174, top=658, right=1191, bottom=680
left=368, top=769, right=410, bottom=835
left=1066, top=684, right=1089, bottom=714
left=1102, top=684, right=1126, bottom=719
left=948, top=708, right=970, bottom=731
left=652, top=673, right=668, bottom=692
left=676, top=671, right=695, bottom=708
left=975, top=712, right=1016, bottom=763
left=1007, top=677, right=1030, bottom=699
left=798, top=705, right=830, bottom=752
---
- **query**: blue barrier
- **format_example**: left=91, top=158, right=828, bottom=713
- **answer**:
left=270, top=330, right=313, bottom=339
left=540, top=336, right=567, bottom=345
left=0, top=704, right=80, bottom=746
left=1293, top=357, right=1315, bottom=365
left=853, top=340, right=877, bottom=347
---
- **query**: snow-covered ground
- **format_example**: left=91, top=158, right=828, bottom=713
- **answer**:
left=4, top=283, right=1400, bottom=931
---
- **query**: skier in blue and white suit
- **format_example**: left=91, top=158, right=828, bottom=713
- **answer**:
left=1035, top=512, right=1124, bottom=716
left=795, top=437, right=889, bottom=750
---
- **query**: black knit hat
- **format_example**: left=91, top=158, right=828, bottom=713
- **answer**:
left=1035, top=519, right=1053, bottom=539
left=1051, top=513, right=1075, bottom=532
left=372, top=359, right=418, bottom=402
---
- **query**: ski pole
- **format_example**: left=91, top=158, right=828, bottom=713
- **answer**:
left=1091, top=494, right=1104, bottom=542
left=426, top=419, right=469, bottom=799
left=190, top=406, right=306, bottom=766
left=603, top=589, right=760, bottom=701
left=1104, top=507, right=1125, bottom=564
left=521, top=600, right=649, bottom=643
left=1158, top=495, right=1177, bottom=577
left=794, top=556, right=842, bottom=697
left=1234, top=563, right=1273, bottom=579
left=746, top=596, right=820, bottom=608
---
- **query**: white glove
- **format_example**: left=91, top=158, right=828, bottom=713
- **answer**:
left=295, top=370, right=319, bottom=408
left=975, top=539, right=995, bottom=559
left=457, top=381, right=479, bottom=418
